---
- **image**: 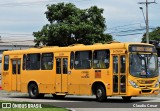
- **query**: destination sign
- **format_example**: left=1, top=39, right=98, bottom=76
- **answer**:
left=129, top=45, right=156, bottom=53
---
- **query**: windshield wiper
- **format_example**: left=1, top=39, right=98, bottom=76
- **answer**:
left=144, top=58, right=148, bottom=78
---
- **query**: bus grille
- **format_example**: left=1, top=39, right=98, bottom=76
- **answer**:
left=142, top=90, right=152, bottom=93
left=139, top=85, right=153, bottom=88
left=138, top=80, right=155, bottom=84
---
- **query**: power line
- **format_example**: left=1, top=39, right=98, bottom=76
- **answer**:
left=115, top=32, right=143, bottom=36
left=107, top=23, right=143, bottom=30
left=107, top=27, right=156, bottom=37
left=107, top=28, right=146, bottom=34
left=108, top=26, right=155, bottom=33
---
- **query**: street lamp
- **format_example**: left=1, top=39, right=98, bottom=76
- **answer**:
left=139, top=5, right=149, bottom=44
left=139, top=7, right=146, bottom=25
left=138, top=0, right=156, bottom=44
left=145, top=1, right=149, bottom=44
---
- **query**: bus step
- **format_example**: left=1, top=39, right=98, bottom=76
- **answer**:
left=55, top=93, right=66, bottom=96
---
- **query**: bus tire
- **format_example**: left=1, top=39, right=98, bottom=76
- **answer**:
left=122, top=96, right=132, bottom=102
left=95, top=85, right=107, bottom=102
left=52, top=94, right=65, bottom=99
left=28, top=83, right=40, bottom=99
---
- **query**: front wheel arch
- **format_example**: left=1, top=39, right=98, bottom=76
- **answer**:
left=28, top=81, right=43, bottom=99
left=92, top=81, right=106, bottom=95
left=92, top=82, right=107, bottom=102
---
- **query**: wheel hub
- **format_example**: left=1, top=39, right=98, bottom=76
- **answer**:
left=31, top=87, right=36, bottom=95
left=97, top=89, right=102, bottom=98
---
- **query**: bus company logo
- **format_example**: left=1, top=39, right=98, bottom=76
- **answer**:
left=138, top=80, right=145, bottom=84
left=2, top=103, right=11, bottom=108
left=1, top=103, right=42, bottom=109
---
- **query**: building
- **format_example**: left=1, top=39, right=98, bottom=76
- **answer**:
left=0, top=43, right=34, bottom=74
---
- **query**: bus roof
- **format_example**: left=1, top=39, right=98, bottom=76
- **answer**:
left=2, top=42, right=154, bottom=55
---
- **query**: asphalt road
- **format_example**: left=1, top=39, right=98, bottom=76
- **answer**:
left=0, top=91, right=160, bottom=111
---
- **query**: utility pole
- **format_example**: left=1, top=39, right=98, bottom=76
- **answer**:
left=138, top=0, right=156, bottom=43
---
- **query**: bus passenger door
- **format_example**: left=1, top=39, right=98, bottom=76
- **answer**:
left=55, top=57, right=68, bottom=93
left=11, top=59, right=21, bottom=91
left=112, top=55, right=126, bottom=95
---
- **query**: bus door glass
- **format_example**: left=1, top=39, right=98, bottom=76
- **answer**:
left=11, top=59, right=21, bottom=91
left=113, top=55, right=126, bottom=94
left=56, top=57, right=68, bottom=93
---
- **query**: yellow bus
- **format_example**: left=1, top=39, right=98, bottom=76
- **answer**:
left=1, top=42, right=159, bottom=102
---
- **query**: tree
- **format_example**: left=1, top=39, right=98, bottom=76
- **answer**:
left=141, top=27, right=160, bottom=43
left=33, top=3, right=112, bottom=46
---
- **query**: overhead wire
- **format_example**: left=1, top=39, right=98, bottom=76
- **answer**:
left=107, top=23, right=143, bottom=30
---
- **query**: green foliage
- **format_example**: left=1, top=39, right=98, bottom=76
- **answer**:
left=33, top=2, right=112, bottom=46
left=141, top=27, right=160, bottom=42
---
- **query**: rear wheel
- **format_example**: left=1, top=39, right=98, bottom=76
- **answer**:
left=122, top=96, right=132, bottom=102
left=95, top=85, right=107, bottom=102
left=28, top=83, right=43, bottom=99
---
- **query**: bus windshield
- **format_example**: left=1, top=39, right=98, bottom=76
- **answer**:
left=129, top=53, right=158, bottom=78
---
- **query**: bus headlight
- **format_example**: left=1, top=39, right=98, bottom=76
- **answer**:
left=129, top=80, right=139, bottom=88
left=154, top=81, right=159, bottom=88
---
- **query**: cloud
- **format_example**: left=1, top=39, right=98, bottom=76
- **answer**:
left=0, top=0, right=159, bottom=43
left=0, top=2, right=48, bottom=33
left=114, top=34, right=143, bottom=42
left=15, top=0, right=44, bottom=2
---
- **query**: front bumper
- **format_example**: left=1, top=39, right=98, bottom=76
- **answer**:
left=127, top=85, right=159, bottom=96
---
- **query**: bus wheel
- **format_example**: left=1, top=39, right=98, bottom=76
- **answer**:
left=95, top=85, right=107, bottom=102
left=28, top=83, right=40, bottom=99
left=122, top=96, right=132, bottom=102
left=52, top=94, right=65, bottom=99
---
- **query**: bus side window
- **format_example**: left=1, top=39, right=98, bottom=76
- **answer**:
left=41, top=53, right=53, bottom=70
left=74, top=51, right=92, bottom=69
left=4, top=55, right=9, bottom=71
left=93, top=50, right=110, bottom=69
left=26, top=53, right=40, bottom=70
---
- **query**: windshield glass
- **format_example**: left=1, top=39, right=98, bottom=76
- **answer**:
left=129, top=53, right=158, bottom=78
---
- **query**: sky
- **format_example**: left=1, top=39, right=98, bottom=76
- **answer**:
left=0, top=0, right=159, bottom=45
